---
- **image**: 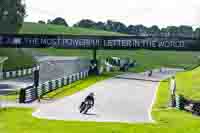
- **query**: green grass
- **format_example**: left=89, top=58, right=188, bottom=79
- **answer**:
left=0, top=48, right=36, bottom=71
left=20, top=22, right=126, bottom=36
left=176, top=66, right=200, bottom=100
left=44, top=72, right=120, bottom=99
left=0, top=92, right=18, bottom=101
left=1, top=73, right=200, bottom=133
left=34, top=49, right=200, bottom=72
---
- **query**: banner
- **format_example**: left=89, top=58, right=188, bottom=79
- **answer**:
left=0, top=34, right=200, bottom=50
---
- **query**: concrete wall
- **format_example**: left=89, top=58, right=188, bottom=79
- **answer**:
left=37, top=57, right=90, bottom=83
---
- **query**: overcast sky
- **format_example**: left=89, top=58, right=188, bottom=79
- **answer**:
left=25, top=0, right=200, bottom=28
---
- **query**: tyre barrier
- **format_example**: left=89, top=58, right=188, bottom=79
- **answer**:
left=19, top=70, right=89, bottom=103
left=176, top=96, right=200, bottom=116
left=175, top=94, right=185, bottom=110
left=3, top=65, right=40, bottom=79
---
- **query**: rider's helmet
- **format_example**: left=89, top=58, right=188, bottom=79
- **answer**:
left=89, top=92, right=94, bottom=97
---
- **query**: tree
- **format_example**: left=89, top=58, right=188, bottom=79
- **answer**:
left=178, top=25, right=193, bottom=38
left=47, top=19, right=51, bottom=24
left=50, top=17, right=68, bottom=27
left=95, top=21, right=105, bottom=30
left=194, top=28, right=200, bottom=39
left=0, top=0, right=26, bottom=33
left=105, top=20, right=127, bottom=33
left=148, top=25, right=160, bottom=37
left=134, top=25, right=148, bottom=36
left=38, top=20, right=46, bottom=24
left=166, top=26, right=179, bottom=37
left=74, top=19, right=96, bottom=28
left=160, top=28, right=168, bottom=37
left=127, top=25, right=137, bottom=35
left=114, top=21, right=127, bottom=33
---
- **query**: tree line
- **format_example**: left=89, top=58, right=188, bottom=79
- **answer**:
left=40, top=18, right=200, bottom=39
left=0, top=0, right=199, bottom=39
left=0, top=0, right=26, bottom=33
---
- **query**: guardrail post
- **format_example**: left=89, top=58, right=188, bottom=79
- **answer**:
left=19, top=88, right=26, bottom=103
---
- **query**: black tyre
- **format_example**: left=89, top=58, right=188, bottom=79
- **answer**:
left=83, top=105, right=89, bottom=114
left=83, top=104, right=92, bottom=114
left=80, top=103, right=86, bottom=113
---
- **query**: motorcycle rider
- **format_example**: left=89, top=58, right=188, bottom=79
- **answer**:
left=79, top=92, right=95, bottom=114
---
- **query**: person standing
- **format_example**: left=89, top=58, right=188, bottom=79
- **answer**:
left=170, top=76, right=176, bottom=107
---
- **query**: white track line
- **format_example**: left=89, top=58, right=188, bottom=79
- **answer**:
left=148, top=82, right=160, bottom=122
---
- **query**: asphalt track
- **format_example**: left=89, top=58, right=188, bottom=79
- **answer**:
left=33, top=68, right=183, bottom=123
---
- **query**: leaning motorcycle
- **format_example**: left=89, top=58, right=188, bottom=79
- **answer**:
left=79, top=100, right=93, bottom=114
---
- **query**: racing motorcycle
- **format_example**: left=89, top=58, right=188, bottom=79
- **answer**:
left=79, top=100, right=93, bottom=114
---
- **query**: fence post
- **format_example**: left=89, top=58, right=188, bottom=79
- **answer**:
left=86, top=70, right=89, bottom=77
left=12, top=71, right=15, bottom=78
left=41, top=83, right=46, bottom=95
left=49, top=81, right=53, bottom=91
left=18, top=70, right=22, bottom=77
left=64, top=77, right=67, bottom=85
left=45, top=82, right=49, bottom=93
left=67, top=77, right=70, bottom=85
left=37, top=85, right=42, bottom=97
left=58, top=79, right=62, bottom=88
left=81, top=72, right=83, bottom=79
left=52, top=80, right=56, bottom=90
left=61, top=78, right=65, bottom=86
left=23, top=69, right=27, bottom=76
left=6, top=72, right=10, bottom=78
left=69, top=76, right=72, bottom=84
left=28, top=68, right=32, bottom=75
left=72, top=74, right=75, bottom=82
left=10, top=71, right=13, bottom=78
left=55, top=80, right=59, bottom=89
left=99, top=66, right=104, bottom=74
left=19, top=88, right=26, bottom=103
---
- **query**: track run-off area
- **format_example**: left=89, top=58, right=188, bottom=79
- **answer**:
left=30, top=68, right=183, bottom=123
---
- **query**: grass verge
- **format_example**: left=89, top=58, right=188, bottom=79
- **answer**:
left=20, top=22, right=126, bottom=36
left=176, top=66, right=200, bottom=101
left=0, top=91, right=19, bottom=102
left=0, top=48, right=36, bottom=71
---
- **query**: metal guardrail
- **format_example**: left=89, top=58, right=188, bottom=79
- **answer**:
left=19, top=70, right=89, bottom=103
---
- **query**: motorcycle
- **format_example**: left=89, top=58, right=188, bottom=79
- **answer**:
left=79, top=100, right=93, bottom=114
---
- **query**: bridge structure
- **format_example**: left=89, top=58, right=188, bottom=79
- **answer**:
left=0, top=34, right=200, bottom=61
left=1, top=34, right=200, bottom=103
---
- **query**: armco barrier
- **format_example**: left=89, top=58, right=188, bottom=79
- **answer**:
left=3, top=66, right=40, bottom=79
left=19, top=70, right=89, bottom=103
left=19, top=85, right=37, bottom=103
